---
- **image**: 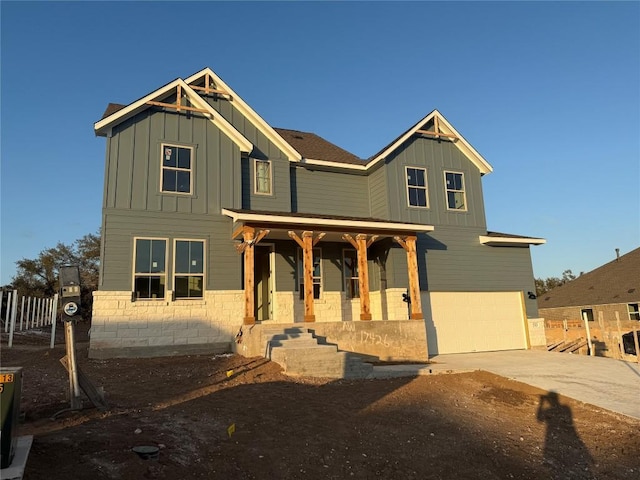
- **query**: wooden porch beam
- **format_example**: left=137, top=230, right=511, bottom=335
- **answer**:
left=288, top=231, right=305, bottom=249
left=231, top=224, right=245, bottom=240
left=254, top=229, right=270, bottom=246
left=312, top=232, right=326, bottom=247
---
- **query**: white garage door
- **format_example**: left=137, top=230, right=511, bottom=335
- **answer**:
left=424, top=292, right=528, bottom=355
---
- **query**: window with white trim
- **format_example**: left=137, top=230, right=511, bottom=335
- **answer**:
left=343, top=249, right=359, bottom=299
left=161, top=144, right=192, bottom=194
left=444, top=171, right=467, bottom=211
left=134, top=238, right=167, bottom=299
left=174, top=240, right=204, bottom=299
left=254, top=159, right=272, bottom=195
left=406, top=167, right=428, bottom=208
left=628, top=303, right=640, bottom=321
left=298, top=248, right=321, bottom=299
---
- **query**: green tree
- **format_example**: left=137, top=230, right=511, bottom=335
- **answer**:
left=535, top=269, right=576, bottom=297
left=8, top=232, right=100, bottom=320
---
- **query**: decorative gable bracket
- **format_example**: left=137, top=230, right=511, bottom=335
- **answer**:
left=415, top=115, right=459, bottom=141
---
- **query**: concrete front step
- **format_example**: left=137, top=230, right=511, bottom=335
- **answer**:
left=264, top=328, right=373, bottom=379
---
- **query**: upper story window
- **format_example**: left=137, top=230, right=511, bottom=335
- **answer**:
left=406, top=167, right=428, bottom=208
left=298, top=248, right=322, bottom=299
left=174, top=240, right=204, bottom=299
left=254, top=160, right=272, bottom=195
left=343, top=249, right=359, bottom=299
left=444, top=171, right=467, bottom=211
left=161, top=144, right=192, bottom=194
left=134, top=238, right=167, bottom=299
left=628, top=303, right=640, bottom=321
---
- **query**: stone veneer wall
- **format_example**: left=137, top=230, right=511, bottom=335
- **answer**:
left=90, top=287, right=420, bottom=358
left=89, top=290, right=244, bottom=358
left=271, top=288, right=411, bottom=323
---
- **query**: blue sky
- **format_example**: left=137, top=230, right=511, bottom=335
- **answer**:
left=1, top=1, right=639, bottom=285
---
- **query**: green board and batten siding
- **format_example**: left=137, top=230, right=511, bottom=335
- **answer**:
left=368, top=135, right=538, bottom=317
left=293, top=168, right=370, bottom=217
left=383, top=136, right=487, bottom=228
left=101, top=108, right=246, bottom=291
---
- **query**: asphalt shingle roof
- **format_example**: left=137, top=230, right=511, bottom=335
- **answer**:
left=273, top=128, right=365, bottom=165
left=538, top=247, right=640, bottom=308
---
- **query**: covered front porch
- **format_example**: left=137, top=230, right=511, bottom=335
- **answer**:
left=222, top=209, right=434, bottom=326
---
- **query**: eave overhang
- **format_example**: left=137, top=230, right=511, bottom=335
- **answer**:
left=479, top=235, right=546, bottom=247
left=222, top=209, right=434, bottom=237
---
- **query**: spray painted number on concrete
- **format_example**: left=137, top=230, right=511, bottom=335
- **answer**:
left=360, top=331, right=390, bottom=347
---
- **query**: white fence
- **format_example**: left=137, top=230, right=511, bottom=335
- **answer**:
left=1, top=289, right=59, bottom=348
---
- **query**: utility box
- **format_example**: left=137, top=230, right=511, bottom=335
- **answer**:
left=60, top=265, right=81, bottom=319
left=0, top=367, right=23, bottom=469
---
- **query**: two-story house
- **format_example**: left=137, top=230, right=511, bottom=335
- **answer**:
left=90, top=67, right=545, bottom=360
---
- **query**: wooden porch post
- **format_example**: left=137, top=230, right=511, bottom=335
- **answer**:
left=242, top=227, right=256, bottom=325
left=393, top=235, right=423, bottom=320
left=356, top=235, right=372, bottom=320
left=288, top=230, right=324, bottom=322
left=302, top=231, right=315, bottom=322
left=343, top=233, right=374, bottom=321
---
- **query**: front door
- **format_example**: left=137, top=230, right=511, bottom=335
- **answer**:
left=254, top=245, right=273, bottom=321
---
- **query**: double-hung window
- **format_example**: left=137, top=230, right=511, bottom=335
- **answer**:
left=343, top=249, right=359, bottom=299
left=161, top=144, right=192, bottom=194
left=254, top=160, right=272, bottom=195
left=134, top=238, right=167, bottom=299
left=444, top=171, right=467, bottom=211
left=406, top=167, right=428, bottom=208
left=628, top=303, right=640, bottom=321
left=174, top=240, right=204, bottom=299
left=298, top=248, right=322, bottom=299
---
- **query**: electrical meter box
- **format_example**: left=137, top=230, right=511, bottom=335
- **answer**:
left=60, top=265, right=81, bottom=319
left=1, top=367, right=23, bottom=469
left=60, top=265, right=81, bottom=299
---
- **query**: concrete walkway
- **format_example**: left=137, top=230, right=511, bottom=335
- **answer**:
left=371, top=350, right=640, bottom=419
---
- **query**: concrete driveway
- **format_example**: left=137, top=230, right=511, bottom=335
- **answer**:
left=429, top=350, right=640, bottom=419
left=372, top=350, right=640, bottom=418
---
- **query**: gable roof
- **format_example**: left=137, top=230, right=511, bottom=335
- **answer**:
left=95, top=67, right=493, bottom=174
left=274, top=128, right=365, bottom=165
left=538, top=247, right=640, bottom=309
left=367, top=110, right=493, bottom=175
left=184, top=68, right=302, bottom=162
left=94, top=78, right=253, bottom=153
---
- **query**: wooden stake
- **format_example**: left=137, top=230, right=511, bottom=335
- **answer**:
left=615, top=312, right=624, bottom=358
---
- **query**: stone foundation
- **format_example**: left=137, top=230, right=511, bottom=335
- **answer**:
left=89, top=290, right=243, bottom=358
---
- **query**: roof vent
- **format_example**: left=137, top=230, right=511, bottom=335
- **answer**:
left=615, top=248, right=620, bottom=261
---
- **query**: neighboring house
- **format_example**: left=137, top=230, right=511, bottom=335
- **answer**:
left=538, top=248, right=640, bottom=355
left=89, top=67, right=545, bottom=360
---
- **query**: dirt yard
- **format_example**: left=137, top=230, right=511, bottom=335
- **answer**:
left=1, top=322, right=639, bottom=480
